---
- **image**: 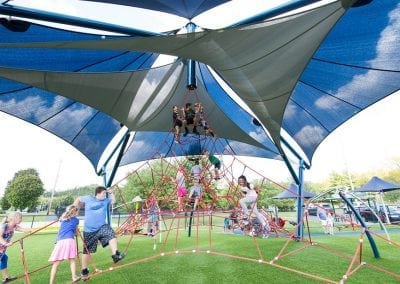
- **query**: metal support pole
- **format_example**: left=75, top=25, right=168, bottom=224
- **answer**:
left=295, top=160, right=305, bottom=239
left=339, top=191, right=380, bottom=258
left=185, top=22, right=197, bottom=90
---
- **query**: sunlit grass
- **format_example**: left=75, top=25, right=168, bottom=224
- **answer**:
left=5, top=214, right=400, bottom=284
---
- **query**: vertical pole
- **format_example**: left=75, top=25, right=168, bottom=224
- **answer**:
left=379, top=193, right=391, bottom=224
left=102, top=167, right=111, bottom=224
left=185, top=22, right=197, bottom=90
left=47, top=159, right=62, bottom=215
left=102, top=131, right=131, bottom=225
left=19, top=240, right=31, bottom=284
left=296, top=160, right=305, bottom=239
left=188, top=210, right=194, bottom=237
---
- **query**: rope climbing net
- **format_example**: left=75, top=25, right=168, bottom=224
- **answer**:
left=8, top=152, right=400, bottom=283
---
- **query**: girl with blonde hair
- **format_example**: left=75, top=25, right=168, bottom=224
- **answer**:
left=0, top=211, right=31, bottom=283
left=48, top=205, right=80, bottom=283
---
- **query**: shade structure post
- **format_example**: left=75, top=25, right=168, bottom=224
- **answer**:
left=339, top=191, right=380, bottom=258
left=295, top=159, right=306, bottom=239
left=379, top=192, right=391, bottom=224
left=185, top=22, right=197, bottom=90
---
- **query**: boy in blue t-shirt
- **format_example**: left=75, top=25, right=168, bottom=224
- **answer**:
left=74, top=186, right=125, bottom=280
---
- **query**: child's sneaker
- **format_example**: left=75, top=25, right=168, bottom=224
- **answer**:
left=80, top=268, right=89, bottom=281
left=2, top=276, right=17, bottom=283
left=112, top=251, right=126, bottom=263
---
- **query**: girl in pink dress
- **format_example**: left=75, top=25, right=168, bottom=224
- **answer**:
left=175, top=165, right=187, bottom=211
left=49, top=205, right=80, bottom=283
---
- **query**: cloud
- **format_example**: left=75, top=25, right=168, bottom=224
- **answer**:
left=316, top=4, right=400, bottom=110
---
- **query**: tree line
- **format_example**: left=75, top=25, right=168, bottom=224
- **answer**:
left=1, top=157, right=400, bottom=213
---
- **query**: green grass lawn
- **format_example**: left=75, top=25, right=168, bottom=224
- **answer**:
left=5, top=213, right=400, bottom=283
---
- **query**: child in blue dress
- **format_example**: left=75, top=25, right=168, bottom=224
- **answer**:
left=48, top=205, right=81, bottom=283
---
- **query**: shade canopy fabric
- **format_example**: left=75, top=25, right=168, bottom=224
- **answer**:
left=353, top=176, right=400, bottom=193
left=0, top=0, right=399, bottom=177
left=273, top=184, right=315, bottom=199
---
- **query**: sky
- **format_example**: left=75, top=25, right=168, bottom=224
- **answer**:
left=0, top=0, right=399, bottom=195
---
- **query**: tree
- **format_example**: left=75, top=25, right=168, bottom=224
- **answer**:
left=5, top=168, right=45, bottom=211
left=259, top=182, right=296, bottom=211
left=0, top=196, right=11, bottom=211
left=1, top=179, right=13, bottom=211
left=120, top=159, right=180, bottom=211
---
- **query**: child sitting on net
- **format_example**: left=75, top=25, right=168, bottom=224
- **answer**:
left=194, top=102, right=214, bottom=137
left=182, top=103, right=199, bottom=136
left=172, top=105, right=183, bottom=143
left=188, top=178, right=203, bottom=210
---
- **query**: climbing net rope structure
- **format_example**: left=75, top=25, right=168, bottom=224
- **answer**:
left=9, top=151, right=400, bottom=283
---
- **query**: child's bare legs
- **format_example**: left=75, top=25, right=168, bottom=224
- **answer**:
left=50, top=260, right=60, bottom=284
left=177, top=196, right=183, bottom=211
left=69, top=258, right=80, bottom=281
left=81, top=253, right=89, bottom=275
left=1, top=269, right=6, bottom=280
left=1, top=268, right=8, bottom=281
left=174, top=125, right=181, bottom=143
left=192, top=198, right=199, bottom=211
left=108, top=238, right=119, bottom=255
left=147, top=221, right=156, bottom=236
left=151, top=222, right=158, bottom=237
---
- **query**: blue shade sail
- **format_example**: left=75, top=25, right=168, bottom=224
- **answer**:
left=120, top=131, right=281, bottom=166
left=0, top=0, right=398, bottom=176
left=285, top=0, right=400, bottom=162
left=0, top=21, right=159, bottom=169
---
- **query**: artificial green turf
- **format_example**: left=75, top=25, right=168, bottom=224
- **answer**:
left=5, top=216, right=400, bottom=283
